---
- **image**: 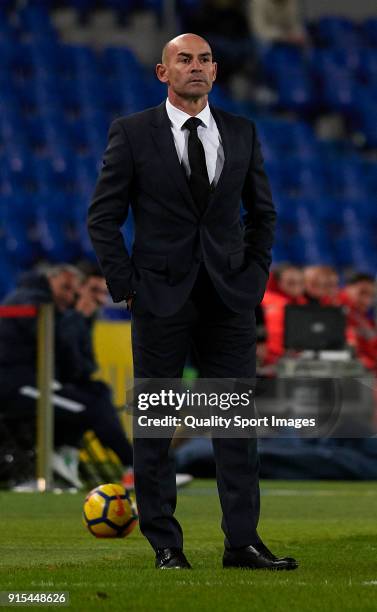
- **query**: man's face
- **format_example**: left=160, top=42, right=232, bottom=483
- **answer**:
left=346, top=281, right=376, bottom=313
left=157, top=36, right=217, bottom=99
left=80, top=276, right=108, bottom=309
left=278, top=268, right=304, bottom=298
left=49, top=271, right=80, bottom=311
left=326, top=272, right=339, bottom=298
left=305, top=272, right=330, bottom=300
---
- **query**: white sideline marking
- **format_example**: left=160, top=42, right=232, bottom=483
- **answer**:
left=263, top=489, right=377, bottom=497
left=28, top=580, right=377, bottom=588
left=182, top=487, right=377, bottom=498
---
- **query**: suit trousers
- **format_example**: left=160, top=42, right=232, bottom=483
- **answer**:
left=131, top=263, right=262, bottom=551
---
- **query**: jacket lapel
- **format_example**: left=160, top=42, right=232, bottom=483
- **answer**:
left=149, top=101, right=233, bottom=220
left=205, top=104, right=231, bottom=215
left=150, top=102, right=200, bottom=219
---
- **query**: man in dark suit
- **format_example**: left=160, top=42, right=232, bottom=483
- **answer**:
left=88, top=33, right=298, bottom=571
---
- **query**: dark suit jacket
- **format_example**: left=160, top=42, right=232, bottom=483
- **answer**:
left=87, top=101, right=276, bottom=317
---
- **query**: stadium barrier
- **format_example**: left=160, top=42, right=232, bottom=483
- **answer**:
left=0, top=304, right=54, bottom=492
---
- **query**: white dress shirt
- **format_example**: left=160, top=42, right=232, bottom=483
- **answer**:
left=165, top=98, right=224, bottom=187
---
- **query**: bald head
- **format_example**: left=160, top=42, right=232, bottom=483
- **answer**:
left=161, top=33, right=212, bottom=65
left=156, top=32, right=217, bottom=110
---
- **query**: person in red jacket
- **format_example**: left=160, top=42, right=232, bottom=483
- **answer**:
left=303, top=265, right=340, bottom=306
left=262, top=263, right=305, bottom=365
left=337, top=273, right=377, bottom=375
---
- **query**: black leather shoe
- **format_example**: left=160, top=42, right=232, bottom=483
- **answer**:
left=155, top=547, right=192, bottom=569
left=223, top=543, right=298, bottom=570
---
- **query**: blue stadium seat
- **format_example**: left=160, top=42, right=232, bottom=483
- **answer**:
left=310, top=47, right=361, bottom=75
left=144, top=77, right=166, bottom=107
left=24, top=116, right=55, bottom=151
left=32, top=157, right=77, bottom=195
left=309, top=48, right=360, bottom=111
left=274, top=195, right=300, bottom=226
left=0, top=6, right=13, bottom=28
left=271, top=244, right=291, bottom=264
left=332, top=236, right=355, bottom=267
left=264, top=161, right=283, bottom=196
left=358, top=48, right=377, bottom=84
left=321, top=71, right=357, bottom=111
left=280, top=158, right=326, bottom=198
left=15, top=84, right=39, bottom=116
left=275, top=68, right=315, bottom=111
left=343, top=208, right=376, bottom=244
left=286, top=237, right=310, bottom=265
left=260, top=44, right=304, bottom=77
left=355, top=99, right=377, bottom=148
left=121, top=213, right=135, bottom=254
left=0, top=4, right=375, bottom=281
left=257, top=118, right=318, bottom=161
left=18, top=7, right=55, bottom=34
left=363, top=18, right=377, bottom=47
left=102, top=46, right=141, bottom=75
left=0, top=247, right=18, bottom=299
left=56, top=44, right=99, bottom=79
left=9, top=45, right=35, bottom=79
left=0, top=39, right=14, bottom=74
left=0, top=272, right=13, bottom=300
left=0, top=107, right=26, bottom=148
left=73, top=157, right=95, bottom=193
left=60, top=83, right=84, bottom=115
left=64, top=117, right=92, bottom=151
left=37, top=194, right=81, bottom=262
left=362, top=160, right=377, bottom=197
left=5, top=162, right=40, bottom=195
left=326, top=156, right=367, bottom=200
left=311, top=198, right=345, bottom=229
left=2, top=193, right=39, bottom=265
left=315, top=16, right=360, bottom=48
left=259, top=45, right=315, bottom=110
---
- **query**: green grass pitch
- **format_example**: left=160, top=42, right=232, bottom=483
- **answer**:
left=1, top=480, right=377, bottom=612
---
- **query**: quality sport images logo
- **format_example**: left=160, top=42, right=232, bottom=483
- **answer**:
left=122, top=376, right=366, bottom=439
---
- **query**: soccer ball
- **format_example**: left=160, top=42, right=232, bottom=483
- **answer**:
left=83, top=483, right=138, bottom=538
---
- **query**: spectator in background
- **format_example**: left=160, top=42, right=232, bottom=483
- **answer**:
left=53, top=261, right=134, bottom=487
left=338, top=273, right=377, bottom=375
left=325, top=266, right=340, bottom=303
left=0, top=264, right=80, bottom=398
left=58, top=262, right=192, bottom=490
left=262, top=263, right=305, bottom=365
left=57, top=260, right=109, bottom=384
left=248, top=0, right=307, bottom=46
left=303, top=265, right=340, bottom=305
left=0, top=264, right=133, bottom=489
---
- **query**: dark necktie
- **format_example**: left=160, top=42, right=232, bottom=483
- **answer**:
left=183, top=117, right=210, bottom=215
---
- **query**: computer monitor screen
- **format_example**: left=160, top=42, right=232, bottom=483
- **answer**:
left=284, top=305, right=346, bottom=351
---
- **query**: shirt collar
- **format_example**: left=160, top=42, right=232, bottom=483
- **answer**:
left=166, top=98, right=210, bottom=130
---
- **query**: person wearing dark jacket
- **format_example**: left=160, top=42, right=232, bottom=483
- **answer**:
left=0, top=265, right=78, bottom=397
left=58, top=261, right=191, bottom=490
left=55, top=261, right=134, bottom=480
left=87, top=34, right=296, bottom=571
left=0, top=264, right=133, bottom=488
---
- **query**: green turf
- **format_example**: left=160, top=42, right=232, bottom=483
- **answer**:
left=1, top=480, right=377, bottom=612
